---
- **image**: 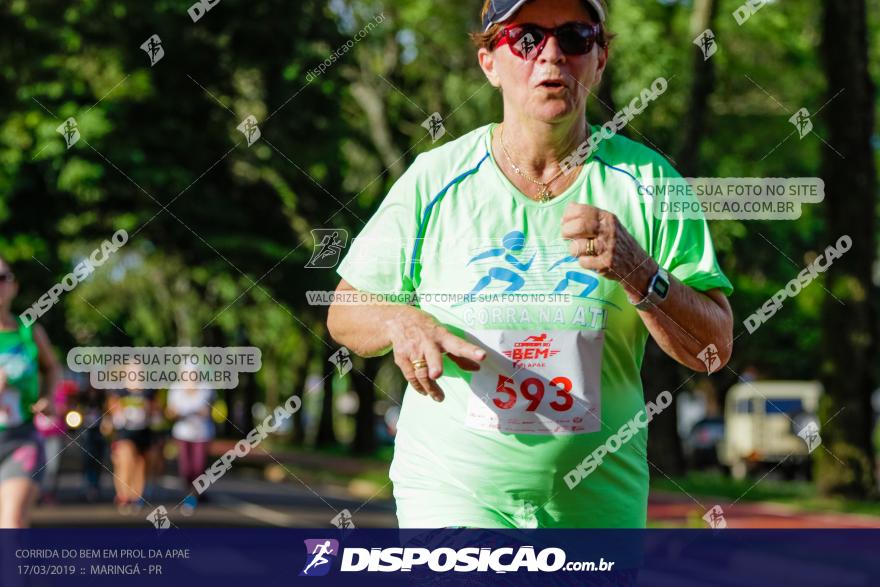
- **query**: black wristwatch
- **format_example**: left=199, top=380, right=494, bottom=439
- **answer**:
left=631, top=267, right=670, bottom=310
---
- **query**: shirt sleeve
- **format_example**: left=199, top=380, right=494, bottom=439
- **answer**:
left=336, top=158, right=424, bottom=295
left=650, top=158, right=733, bottom=296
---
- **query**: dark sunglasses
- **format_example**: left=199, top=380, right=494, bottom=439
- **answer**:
left=0, top=272, right=14, bottom=283
left=493, top=22, right=603, bottom=60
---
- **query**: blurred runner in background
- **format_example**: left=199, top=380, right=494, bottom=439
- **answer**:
left=168, top=372, right=216, bottom=513
left=108, top=367, right=156, bottom=513
left=145, top=387, right=170, bottom=502
left=79, top=384, right=108, bottom=502
left=0, top=255, right=61, bottom=528
left=34, top=379, right=76, bottom=504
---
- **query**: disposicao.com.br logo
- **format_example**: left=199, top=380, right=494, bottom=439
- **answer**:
left=299, top=538, right=613, bottom=575
left=300, top=539, right=339, bottom=577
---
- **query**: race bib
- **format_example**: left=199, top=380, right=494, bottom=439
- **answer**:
left=122, top=405, right=147, bottom=429
left=0, top=387, right=24, bottom=428
left=464, top=330, right=604, bottom=435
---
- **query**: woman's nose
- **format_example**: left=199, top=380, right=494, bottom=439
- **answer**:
left=538, top=35, right=566, bottom=63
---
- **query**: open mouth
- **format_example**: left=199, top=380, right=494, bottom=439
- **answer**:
left=538, top=80, right=566, bottom=89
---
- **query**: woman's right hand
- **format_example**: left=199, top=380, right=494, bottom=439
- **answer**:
left=386, top=307, right=486, bottom=402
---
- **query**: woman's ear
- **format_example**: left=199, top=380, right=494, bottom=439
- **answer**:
left=478, top=48, right=502, bottom=88
left=592, top=45, right=609, bottom=88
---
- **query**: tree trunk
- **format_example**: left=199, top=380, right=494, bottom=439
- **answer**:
left=351, top=357, right=379, bottom=455
left=639, top=0, right=720, bottom=479
left=816, top=0, right=877, bottom=498
left=290, top=355, right=308, bottom=446
left=643, top=339, right=686, bottom=476
left=315, top=337, right=339, bottom=448
left=676, top=0, right=718, bottom=176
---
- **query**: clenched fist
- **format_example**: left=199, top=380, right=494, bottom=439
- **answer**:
left=561, top=203, right=659, bottom=301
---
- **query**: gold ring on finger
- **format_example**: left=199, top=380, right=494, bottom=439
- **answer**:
left=411, top=359, right=428, bottom=370
left=585, top=237, right=597, bottom=256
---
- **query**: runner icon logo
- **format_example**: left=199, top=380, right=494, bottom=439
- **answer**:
left=464, top=230, right=604, bottom=303
left=300, top=539, right=339, bottom=577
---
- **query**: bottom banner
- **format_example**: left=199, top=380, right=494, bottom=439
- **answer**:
left=0, top=529, right=877, bottom=586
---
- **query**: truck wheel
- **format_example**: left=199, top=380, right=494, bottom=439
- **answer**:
left=731, top=460, right=748, bottom=480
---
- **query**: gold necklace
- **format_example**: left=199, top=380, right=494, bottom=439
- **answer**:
left=498, top=123, right=583, bottom=203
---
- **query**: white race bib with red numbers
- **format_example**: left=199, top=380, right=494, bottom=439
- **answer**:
left=0, top=388, right=24, bottom=428
left=463, top=330, right=604, bottom=435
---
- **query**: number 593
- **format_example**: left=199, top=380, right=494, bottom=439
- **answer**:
left=492, top=374, right=573, bottom=412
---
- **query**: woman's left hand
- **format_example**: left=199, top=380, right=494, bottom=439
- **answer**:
left=561, top=202, right=658, bottom=300
left=31, top=397, right=55, bottom=418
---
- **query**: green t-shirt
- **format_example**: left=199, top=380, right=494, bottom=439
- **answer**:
left=0, top=318, right=40, bottom=431
left=338, top=123, right=732, bottom=528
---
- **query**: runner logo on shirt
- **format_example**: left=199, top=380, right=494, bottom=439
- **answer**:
left=462, top=229, right=618, bottom=309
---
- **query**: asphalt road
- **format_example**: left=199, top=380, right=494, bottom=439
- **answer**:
left=32, top=472, right=397, bottom=528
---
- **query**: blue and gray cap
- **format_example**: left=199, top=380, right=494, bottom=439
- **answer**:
left=482, top=0, right=606, bottom=31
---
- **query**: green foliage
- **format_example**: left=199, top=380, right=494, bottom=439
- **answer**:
left=1, top=0, right=877, bottom=444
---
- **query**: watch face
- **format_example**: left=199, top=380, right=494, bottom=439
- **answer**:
left=653, top=272, right=670, bottom=298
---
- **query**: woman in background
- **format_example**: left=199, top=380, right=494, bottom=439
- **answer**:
left=108, top=366, right=156, bottom=513
left=167, top=374, right=215, bottom=513
left=34, top=379, right=76, bottom=504
left=0, top=256, right=61, bottom=527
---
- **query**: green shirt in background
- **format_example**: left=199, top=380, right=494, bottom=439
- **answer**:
left=0, top=317, right=40, bottom=431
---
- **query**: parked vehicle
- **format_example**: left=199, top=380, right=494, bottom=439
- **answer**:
left=719, top=381, right=821, bottom=480
left=683, top=417, right=725, bottom=469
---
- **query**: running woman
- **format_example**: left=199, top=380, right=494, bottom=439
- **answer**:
left=328, top=0, right=733, bottom=528
left=0, top=256, right=61, bottom=528
left=167, top=376, right=215, bottom=512
left=108, top=368, right=156, bottom=512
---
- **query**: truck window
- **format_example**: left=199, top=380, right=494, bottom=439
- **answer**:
left=765, top=398, right=804, bottom=414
